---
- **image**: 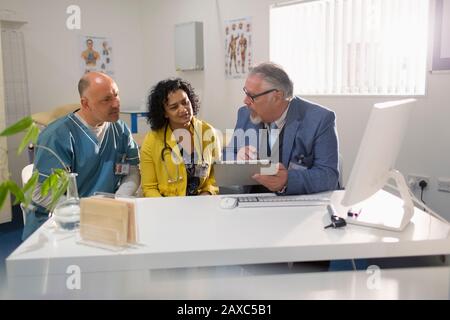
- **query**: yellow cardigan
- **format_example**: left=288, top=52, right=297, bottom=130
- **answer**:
left=140, top=118, right=220, bottom=197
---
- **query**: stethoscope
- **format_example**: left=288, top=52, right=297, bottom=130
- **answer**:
left=161, top=122, right=207, bottom=183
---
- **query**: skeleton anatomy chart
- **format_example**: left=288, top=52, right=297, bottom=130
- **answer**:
left=224, top=17, right=252, bottom=79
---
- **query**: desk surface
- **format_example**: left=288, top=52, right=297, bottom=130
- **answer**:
left=7, top=190, right=450, bottom=278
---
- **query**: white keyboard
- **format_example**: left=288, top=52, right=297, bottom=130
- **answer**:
left=236, top=195, right=330, bottom=208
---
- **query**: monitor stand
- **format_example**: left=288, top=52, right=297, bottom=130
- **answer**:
left=340, top=170, right=414, bottom=232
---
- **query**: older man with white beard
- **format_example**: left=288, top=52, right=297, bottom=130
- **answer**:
left=224, top=62, right=339, bottom=195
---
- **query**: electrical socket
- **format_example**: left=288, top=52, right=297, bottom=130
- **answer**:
left=407, top=174, right=430, bottom=190
left=437, top=178, right=450, bottom=193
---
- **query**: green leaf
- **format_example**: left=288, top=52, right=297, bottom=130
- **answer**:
left=0, top=117, right=33, bottom=137
left=23, top=171, right=39, bottom=194
left=49, top=179, right=68, bottom=211
left=40, top=171, right=69, bottom=210
left=0, top=183, right=9, bottom=210
left=6, top=181, right=25, bottom=205
left=54, top=168, right=68, bottom=178
left=47, top=170, right=69, bottom=210
left=49, top=172, right=63, bottom=197
left=22, top=171, right=39, bottom=207
left=41, top=176, right=52, bottom=197
left=17, top=124, right=39, bottom=155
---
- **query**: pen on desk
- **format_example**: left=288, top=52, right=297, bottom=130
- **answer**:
left=324, top=217, right=347, bottom=229
left=325, top=204, right=347, bottom=229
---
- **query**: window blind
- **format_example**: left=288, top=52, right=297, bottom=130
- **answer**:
left=1, top=26, right=30, bottom=125
left=270, top=0, right=429, bottom=95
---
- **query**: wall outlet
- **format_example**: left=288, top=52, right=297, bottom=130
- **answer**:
left=407, top=174, right=430, bottom=190
left=438, top=178, right=450, bottom=193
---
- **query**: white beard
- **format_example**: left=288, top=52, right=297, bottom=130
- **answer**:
left=249, top=112, right=262, bottom=125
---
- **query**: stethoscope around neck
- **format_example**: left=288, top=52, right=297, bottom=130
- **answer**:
left=161, top=122, right=206, bottom=184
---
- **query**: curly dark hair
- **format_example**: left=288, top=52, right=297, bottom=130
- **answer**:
left=146, top=78, right=200, bottom=130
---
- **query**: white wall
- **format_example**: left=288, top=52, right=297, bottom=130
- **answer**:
left=0, top=0, right=146, bottom=111
left=140, top=0, right=273, bottom=130
left=139, top=0, right=450, bottom=219
left=0, top=0, right=146, bottom=184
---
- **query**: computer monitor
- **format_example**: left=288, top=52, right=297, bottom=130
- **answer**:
left=338, top=98, right=416, bottom=232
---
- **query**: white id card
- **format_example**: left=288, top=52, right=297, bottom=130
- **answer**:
left=115, top=162, right=130, bottom=175
left=194, top=163, right=209, bottom=178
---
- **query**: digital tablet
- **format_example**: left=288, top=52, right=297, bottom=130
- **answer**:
left=213, top=160, right=278, bottom=186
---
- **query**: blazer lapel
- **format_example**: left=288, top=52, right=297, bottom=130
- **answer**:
left=281, top=99, right=304, bottom=167
left=281, top=119, right=301, bottom=167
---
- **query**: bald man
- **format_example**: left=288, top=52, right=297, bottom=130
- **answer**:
left=23, top=72, right=140, bottom=240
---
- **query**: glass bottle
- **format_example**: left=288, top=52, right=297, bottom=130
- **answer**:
left=53, top=172, right=80, bottom=230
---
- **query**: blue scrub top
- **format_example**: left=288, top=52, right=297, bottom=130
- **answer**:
left=34, top=113, right=139, bottom=197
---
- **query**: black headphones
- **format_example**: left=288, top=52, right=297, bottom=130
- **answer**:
left=324, top=215, right=347, bottom=229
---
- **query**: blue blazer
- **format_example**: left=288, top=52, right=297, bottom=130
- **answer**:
left=225, top=97, right=339, bottom=195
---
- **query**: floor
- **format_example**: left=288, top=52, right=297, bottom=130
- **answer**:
left=0, top=205, right=23, bottom=298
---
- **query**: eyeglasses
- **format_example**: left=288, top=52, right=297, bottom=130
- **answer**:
left=243, top=87, right=278, bottom=103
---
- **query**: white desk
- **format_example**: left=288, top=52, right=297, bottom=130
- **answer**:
left=6, top=190, right=450, bottom=299
left=4, top=264, right=450, bottom=299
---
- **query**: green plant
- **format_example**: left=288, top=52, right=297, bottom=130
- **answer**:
left=0, top=116, right=69, bottom=212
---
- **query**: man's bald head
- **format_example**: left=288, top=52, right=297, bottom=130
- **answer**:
left=77, top=72, right=120, bottom=126
left=78, top=72, right=113, bottom=98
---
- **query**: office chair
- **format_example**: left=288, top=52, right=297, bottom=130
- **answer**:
left=30, top=103, right=146, bottom=149
left=31, top=103, right=80, bottom=128
left=26, top=103, right=80, bottom=164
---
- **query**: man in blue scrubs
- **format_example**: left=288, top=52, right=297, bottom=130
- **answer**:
left=23, top=72, right=140, bottom=240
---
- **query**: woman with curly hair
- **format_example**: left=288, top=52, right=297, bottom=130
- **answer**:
left=140, top=78, right=220, bottom=197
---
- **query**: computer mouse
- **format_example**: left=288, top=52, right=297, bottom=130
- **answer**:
left=220, top=197, right=238, bottom=209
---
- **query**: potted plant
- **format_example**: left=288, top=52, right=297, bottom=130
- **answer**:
left=0, top=116, right=76, bottom=228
